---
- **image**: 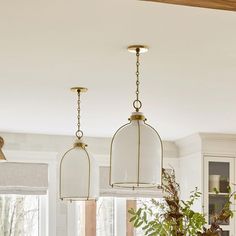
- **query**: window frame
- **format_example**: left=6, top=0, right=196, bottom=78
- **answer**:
left=68, top=197, right=137, bottom=236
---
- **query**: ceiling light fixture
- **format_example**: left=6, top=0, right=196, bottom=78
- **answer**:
left=0, top=137, right=6, bottom=161
left=59, top=87, right=98, bottom=201
left=109, top=45, right=163, bottom=189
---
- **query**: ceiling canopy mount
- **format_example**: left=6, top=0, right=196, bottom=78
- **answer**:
left=127, top=45, right=149, bottom=54
left=70, top=87, right=88, bottom=93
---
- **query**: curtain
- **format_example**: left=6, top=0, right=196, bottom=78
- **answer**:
left=0, top=162, right=48, bottom=195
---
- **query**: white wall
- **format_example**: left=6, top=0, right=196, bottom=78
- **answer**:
left=175, top=134, right=203, bottom=212
left=179, top=152, right=203, bottom=212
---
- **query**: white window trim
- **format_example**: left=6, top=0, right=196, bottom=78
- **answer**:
left=39, top=195, right=48, bottom=236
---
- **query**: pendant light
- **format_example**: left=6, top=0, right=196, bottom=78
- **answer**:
left=0, top=137, right=6, bottom=161
left=59, top=87, right=98, bottom=201
left=109, top=45, right=163, bottom=189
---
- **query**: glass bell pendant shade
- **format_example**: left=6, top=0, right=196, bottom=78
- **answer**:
left=60, top=141, right=98, bottom=201
left=110, top=112, right=163, bottom=189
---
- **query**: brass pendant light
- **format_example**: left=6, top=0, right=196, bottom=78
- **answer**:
left=59, top=87, right=98, bottom=201
left=0, top=137, right=6, bottom=161
left=109, top=45, right=163, bottom=190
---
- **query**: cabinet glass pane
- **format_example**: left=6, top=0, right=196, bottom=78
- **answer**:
left=208, top=195, right=229, bottom=225
left=209, top=162, right=229, bottom=193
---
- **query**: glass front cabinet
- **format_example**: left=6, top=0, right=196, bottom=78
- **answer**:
left=204, top=156, right=235, bottom=236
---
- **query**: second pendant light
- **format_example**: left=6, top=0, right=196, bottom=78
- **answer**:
left=59, top=87, right=98, bottom=201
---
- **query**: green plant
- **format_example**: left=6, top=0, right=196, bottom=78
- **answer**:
left=129, top=169, right=235, bottom=236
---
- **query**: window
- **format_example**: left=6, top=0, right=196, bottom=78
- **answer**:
left=0, top=195, right=39, bottom=236
left=97, top=197, right=114, bottom=236
left=73, top=197, right=160, bottom=236
left=74, top=201, right=85, bottom=235
left=74, top=198, right=114, bottom=236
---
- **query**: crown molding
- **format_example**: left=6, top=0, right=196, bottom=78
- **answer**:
left=0, top=132, right=178, bottom=162
left=199, top=133, right=236, bottom=156
left=163, top=141, right=179, bottom=158
left=175, top=133, right=202, bottom=157
left=0, top=132, right=111, bottom=155
left=3, top=131, right=236, bottom=160
left=199, top=132, right=236, bottom=142
left=176, top=132, right=236, bottom=157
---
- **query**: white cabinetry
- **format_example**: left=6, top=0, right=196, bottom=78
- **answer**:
left=176, top=134, right=236, bottom=236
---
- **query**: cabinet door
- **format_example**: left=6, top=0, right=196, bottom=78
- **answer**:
left=204, top=156, right=235, bottom=235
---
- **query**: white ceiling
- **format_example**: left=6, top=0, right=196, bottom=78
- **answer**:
left=1, top=0, right=236, bottom=141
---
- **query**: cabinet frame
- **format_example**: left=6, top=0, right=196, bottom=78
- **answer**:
left=203, top=155, right=235, bottom=235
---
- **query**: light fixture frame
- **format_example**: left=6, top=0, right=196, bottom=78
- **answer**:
left=109, top=118, right=163, bottom=189
left=109, top=45, right=163, bottom=190
left=59, top=87, right=95, bottom=201
left=59, top=142, right=92, bottom=201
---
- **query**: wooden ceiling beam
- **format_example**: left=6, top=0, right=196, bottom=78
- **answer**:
left=142, top=0, right=236, bottom=11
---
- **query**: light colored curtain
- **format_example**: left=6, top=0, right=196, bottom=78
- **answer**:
left=0, top=162, right=48, bottom=195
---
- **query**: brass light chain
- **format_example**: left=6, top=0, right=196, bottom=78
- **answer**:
left=75, top=89, right=83, bottom=139
left=133, top=48, right=142, bottom=112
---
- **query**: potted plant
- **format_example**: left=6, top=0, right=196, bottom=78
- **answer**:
left=129, top=169, right=235, bottom=236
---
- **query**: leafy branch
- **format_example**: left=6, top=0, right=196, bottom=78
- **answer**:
left=129, top=168, right=235, bottom=236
